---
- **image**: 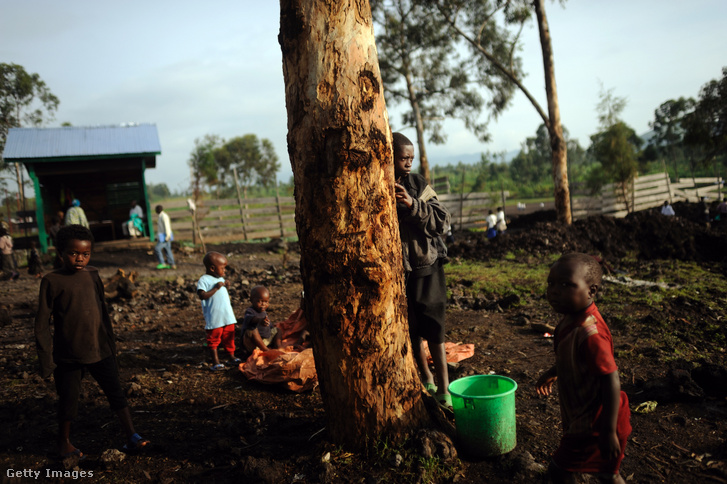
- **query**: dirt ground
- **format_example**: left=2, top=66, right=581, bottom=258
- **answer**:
left=1, top=203, right=727, bottom=483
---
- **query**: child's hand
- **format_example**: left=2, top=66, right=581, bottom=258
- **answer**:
left=598, top=430, right=621, bottom=461
left=536, top=372, right=557, bottom=396
left=262, top=316, right=270, bottom=327
left=394, top=183, right=413, bottom=208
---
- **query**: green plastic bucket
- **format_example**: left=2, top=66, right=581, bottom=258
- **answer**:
left=448, top=375, right=517, bottom=457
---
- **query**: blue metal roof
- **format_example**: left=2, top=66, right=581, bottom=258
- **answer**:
left=2, top=124, right=161, bottom=160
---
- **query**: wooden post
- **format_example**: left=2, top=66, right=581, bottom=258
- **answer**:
left=275, top=179, right=285, bottom=238
left=233, top=167, right=248, bottom=241
left=459, top=164, right=466, bottom=230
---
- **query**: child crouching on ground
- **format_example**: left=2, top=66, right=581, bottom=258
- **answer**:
left=240, top=285, right=276, bottom=355
left=197, top=251, right=239, bottom=370
left=536, top=253, right=631, bottom=483
left=34, top=225, right=148, bottom=458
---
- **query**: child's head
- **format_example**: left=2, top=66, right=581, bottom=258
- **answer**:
left=155, top=204, right=163, bottom=214
left=546, top=253, right=602, bottom=315
left=250, top=285, right=270, bottom=313
left=203, top=251, right=228, bottom=278
left=392, top=132, right=414, bottom=179
left=55, top=225, right=94, bottom=272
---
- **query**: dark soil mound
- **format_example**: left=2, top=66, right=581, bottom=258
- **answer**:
left=449, top=202, right=727, bottom=264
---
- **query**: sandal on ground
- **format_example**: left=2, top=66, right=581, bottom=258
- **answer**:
left=122, top=433, right=149, bottom=453
left=210, top=363, right=225, bottom=371
left=228, top=358, right=242, bottom=366
left=436, top=393, right=454, bottom=412
left=424, top=382, right=438, bottom=396
left=58, top=448, right=86, bottom=461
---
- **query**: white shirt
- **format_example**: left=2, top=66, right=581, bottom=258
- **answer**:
left=157, top=211, right=173, bottom=241
left=661, top=204, right=675, bottom=216
left=129, top=204, right=143, bottom=219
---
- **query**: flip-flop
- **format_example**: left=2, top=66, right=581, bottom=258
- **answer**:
left=228, top=358, right=242, bottom=365
left=122, top=433, right=149, bottom=453
left=58, top=448, right=86, bottom=461
left=424, top=382, right=438, bottom=395
left=210, top=364, right=225, bottom=371
left=435, top=393, right=454, bottom=412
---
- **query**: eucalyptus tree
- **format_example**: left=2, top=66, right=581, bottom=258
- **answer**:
left=428, top=0, right=572, bottom=223
left=280, top=0, right=431, bottom=449
left=372, top=0, right=514, bottom=182
left=649, top=97, right=694, bottom=180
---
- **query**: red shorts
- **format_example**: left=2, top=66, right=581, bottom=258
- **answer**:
left=206, top=324, right=235, bottom=353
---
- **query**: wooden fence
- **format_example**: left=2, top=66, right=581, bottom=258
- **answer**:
left=572, top=172, right=724, bottom=219
left=156, top=195, right=297, bottom=243
left=153, top=187, right=507, bottom=242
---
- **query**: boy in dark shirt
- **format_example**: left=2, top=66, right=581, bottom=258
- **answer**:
left=537, top=253, right=631, bottom=483
left=35, top=225, right=148, bottom=459
left=240, top=285, right=276, bottom=354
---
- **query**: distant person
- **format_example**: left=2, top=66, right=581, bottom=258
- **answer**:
left=196, top=251, right=239, bottom=370
left=496, top=206, right=507, bottom=233
left=0, top=225, right=19, bottom=281
left=122, top=200, right=144, bottom=237
left=393, top=132, right=453, bottom=411
left=240, top=285, right=276, bottom=355
left=699, top=197, right=710, bottom=227
left=27, top=241, right=44, bottom=278
left=48, top=213, right=63, bottom=247
left=154, top=205, right=176, bottom=269
left=34, top=225, right=149, bottom=459
left=537, top=253, right=631, bottom=484
left=486, top=209, right=497, bottom=239
left=64, top=199, right=89, bottom=228
left=660, top=200, right=675, bottom=216
left=716, top=199, right=727, bottom=224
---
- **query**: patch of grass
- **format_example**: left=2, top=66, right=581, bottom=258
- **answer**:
left=445, top=258, right=552, bottom=299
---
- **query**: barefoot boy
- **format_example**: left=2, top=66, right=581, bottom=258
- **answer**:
left=240, top=285, right=276, bottom=354
left=34, top=225, right=148, bottom=458
left=197, top=251, right=239, bottom=370
left=537, top=253, right=631, bottom=483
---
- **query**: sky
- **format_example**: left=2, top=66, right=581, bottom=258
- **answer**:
left=2, top=1, right=726, bottom=194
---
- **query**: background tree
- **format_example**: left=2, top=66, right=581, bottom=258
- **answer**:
left=649, top=97, right=694, bottom=180
left=214, top=134, right=280, bottom=195
left=430, top=0, right=571, bottom=223
left=0, top=63, right=60, bottom=207
left=187, top=134, right=222, bottom=201
left=372, top=0, right=500, bottom=182
left=280, top=0, right=429, bottom=448
left=683, top=67, right=727, bottom=184
left=589, top=88, right=641, bottom=210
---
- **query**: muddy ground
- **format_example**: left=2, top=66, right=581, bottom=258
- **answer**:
left=1, top=202, right=727, bottom=483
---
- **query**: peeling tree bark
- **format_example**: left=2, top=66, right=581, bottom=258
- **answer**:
left=279, top=0, right=428, bottom=449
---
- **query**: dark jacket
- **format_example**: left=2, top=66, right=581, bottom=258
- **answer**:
left=397, top=173, right=450, bottom=274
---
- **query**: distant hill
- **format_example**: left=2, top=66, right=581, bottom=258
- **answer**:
left=429, top=149, right=519, bottom=168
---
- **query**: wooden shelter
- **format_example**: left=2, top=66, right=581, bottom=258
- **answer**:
left=2, top=124, right=161, bottom=253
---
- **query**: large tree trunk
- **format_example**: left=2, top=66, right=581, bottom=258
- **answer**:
left=534, top=0, right=571, bottom=224
left=279, top=0, right=428, bottom=449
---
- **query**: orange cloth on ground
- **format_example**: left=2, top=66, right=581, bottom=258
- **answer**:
left=422, top=341, right=475, bottom=364
left=275, top=308, right=308, bottom=348
left=241, top=347, right=317, bottom=393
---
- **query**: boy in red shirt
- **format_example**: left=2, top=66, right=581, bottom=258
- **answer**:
left=537, top=253, right=631, bottom=483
